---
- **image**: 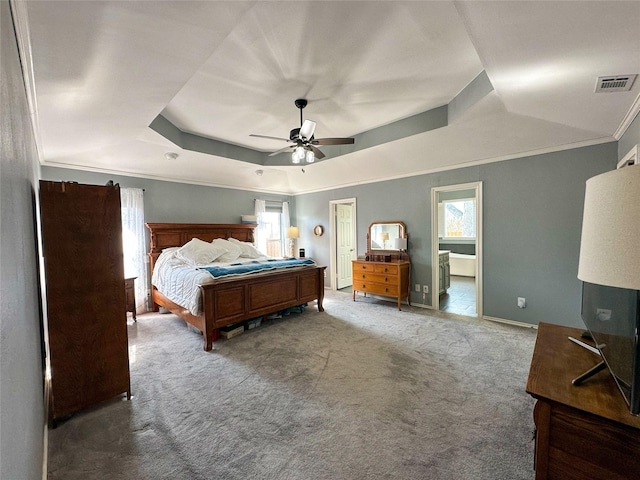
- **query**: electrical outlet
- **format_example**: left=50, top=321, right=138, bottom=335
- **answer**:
left=423, top=285, right=429, bottom=294
left=415, top=284, right=421, bottom=292
left=517, top=297, right=526, bottom=309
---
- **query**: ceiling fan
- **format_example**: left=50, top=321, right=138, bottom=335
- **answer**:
left=250, top=99, right=355, bottom=164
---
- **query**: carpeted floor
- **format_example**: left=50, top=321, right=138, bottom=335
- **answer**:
left=47, top=289, right=538, bottom=480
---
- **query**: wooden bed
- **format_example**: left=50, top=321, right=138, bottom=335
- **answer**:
left=146, top=223, right=326, bottom=351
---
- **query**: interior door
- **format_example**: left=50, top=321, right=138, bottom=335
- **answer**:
left=336, top=203, right=354, bottom=289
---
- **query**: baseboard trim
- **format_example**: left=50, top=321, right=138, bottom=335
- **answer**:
left=483, top=315, right=537, bottom=329
left=410, top=301, right=431, bottom=309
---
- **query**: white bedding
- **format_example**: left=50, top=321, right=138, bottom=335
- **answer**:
left=153, top=247, right=272, bottom=315
left=152, top=248, right=317, bottom=316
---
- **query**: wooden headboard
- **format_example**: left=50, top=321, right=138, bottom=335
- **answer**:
left=145, top=223, right=256, bottom=272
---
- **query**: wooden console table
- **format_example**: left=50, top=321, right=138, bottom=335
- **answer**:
left=526, top=322, right=640, bottom=479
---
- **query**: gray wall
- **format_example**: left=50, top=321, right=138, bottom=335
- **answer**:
left=1, top=2, right=45, bottom=478
left=41, top=167, right=293, bottom=224
left=41, top=167, right=294, bottom=295
left=295, top=142, right=617, bottom=328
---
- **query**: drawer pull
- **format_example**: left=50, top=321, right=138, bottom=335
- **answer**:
left=362, top=284, right=366, bottom=289
left=385, top=287, right=388, bottom=292
left=385, top=277, right=388, bottom=282
left=362, top=274, right=365, bottom=279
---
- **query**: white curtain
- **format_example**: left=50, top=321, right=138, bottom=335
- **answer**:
left=282, top=201, right=291, bottom=232
left=121, top=188, right=149, bottom=313
left=282, top=201, right=291, bottom=257
left=254, top=199, right=267, bottom=254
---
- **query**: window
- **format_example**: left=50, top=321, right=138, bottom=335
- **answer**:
left=441, top=198, right=476, bottom=239
left=260, top=211, right=285, bottom=257
left=255, top=200, right=289, bottom=257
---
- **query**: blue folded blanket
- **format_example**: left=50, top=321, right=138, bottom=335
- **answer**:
left=199, top=258, right=315, bottom=278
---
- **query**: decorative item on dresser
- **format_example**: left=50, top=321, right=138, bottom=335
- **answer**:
left=526, top=322, right=640, bottom=479
left=146, top=223, right=326, bottom=351
left=39, top=181, right=131, bottom=423
left=352, top=221, right=410, bottom=310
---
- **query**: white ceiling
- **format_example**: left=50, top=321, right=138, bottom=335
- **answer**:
left=19, top=1, right=640, bottom=194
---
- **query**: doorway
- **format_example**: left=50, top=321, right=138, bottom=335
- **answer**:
left=329, top=198, right=357, bottom=290
left=431, top=182, right=483, bottom=317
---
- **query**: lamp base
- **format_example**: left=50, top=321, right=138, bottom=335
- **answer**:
left=288, top=239, right=296, bottom=258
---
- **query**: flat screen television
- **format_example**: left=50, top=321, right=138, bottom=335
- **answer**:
left=581, top=281, right=640, bottom=415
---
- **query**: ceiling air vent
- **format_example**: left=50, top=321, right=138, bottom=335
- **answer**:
left=595, top=74, right=637, bottom=93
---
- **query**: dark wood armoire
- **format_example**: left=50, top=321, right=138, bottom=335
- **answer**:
left=39, top=181, right=130, bottom=422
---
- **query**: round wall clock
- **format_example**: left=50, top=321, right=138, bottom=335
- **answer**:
left=313, top=225, right=324, bottom=236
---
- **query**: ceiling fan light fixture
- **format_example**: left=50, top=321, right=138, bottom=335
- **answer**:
left=300, top=120, right=316, bottom=140
left=292, top=146, right=305, bottom=164
left=253, top=99, right=354, bottom=164
left=305, top=149, right=315, bottom=163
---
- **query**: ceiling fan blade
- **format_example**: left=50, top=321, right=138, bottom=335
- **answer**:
left=250, top=134, right=291, bottom=142
left=299, top=120, right=316, bottom=140
left=312, top=137, right=355, bottom=146
left=309, top=145, right=326, bottom=160
left=268, top=145, right=295, bottom=157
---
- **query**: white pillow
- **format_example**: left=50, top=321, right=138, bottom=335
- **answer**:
left=211, top=238, right=242, bottom=263
left=228, top=237, right=263, bottom=259
left=176, top=238, right=224, bottom=266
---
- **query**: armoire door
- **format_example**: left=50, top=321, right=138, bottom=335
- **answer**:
left=39, top=181, right=130, bottom=421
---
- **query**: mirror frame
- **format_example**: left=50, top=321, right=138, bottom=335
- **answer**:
left=366, top=221, right=408, bottom=258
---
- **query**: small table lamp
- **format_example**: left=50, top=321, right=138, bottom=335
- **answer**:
left=286, top=226, right=299, bottom=258
left=394, top=237, right=408, bottom=254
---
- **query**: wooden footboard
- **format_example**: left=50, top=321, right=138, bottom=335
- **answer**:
left=153, top=265, right=326, bottom=351
left=146, top=222, right=326, bottom=351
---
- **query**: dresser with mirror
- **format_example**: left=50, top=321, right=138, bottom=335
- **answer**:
left=352, top=221, right=411, bottom=310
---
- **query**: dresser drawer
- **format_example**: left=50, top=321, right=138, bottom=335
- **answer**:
left=373, top=264, right=398, bottom=275
left=353, top=262, right=373, bottom=272
left=356, top=272, right=397, bottom=284
left=356, top=282, right=398, bottom=296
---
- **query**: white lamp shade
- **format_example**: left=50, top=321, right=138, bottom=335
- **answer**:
left=578, top=165, right=640, bottom=290
left=286, top=226, right=299, bottom=239
left=394, top=237, right=408, bottom=250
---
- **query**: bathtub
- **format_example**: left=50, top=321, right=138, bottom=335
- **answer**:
left=449, top=253, right=476, bottom=277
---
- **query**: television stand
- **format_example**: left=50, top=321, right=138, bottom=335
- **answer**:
left=566, top=335, right=607, bottom=385
left=526, top=322, right=640, bottom=479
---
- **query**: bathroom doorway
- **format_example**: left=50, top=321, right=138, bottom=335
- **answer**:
left=431, top=182, right=483, bottom=317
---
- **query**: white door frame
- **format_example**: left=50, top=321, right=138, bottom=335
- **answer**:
left=431, top=182, right=483, bottom=316
left=329, top=198, right=357, bottom=290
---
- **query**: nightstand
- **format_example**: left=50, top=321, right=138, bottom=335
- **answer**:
left=125, top=277, right=136, bottom=321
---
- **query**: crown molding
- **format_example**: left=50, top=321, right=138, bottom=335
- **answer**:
left=614, top=91, right=640, bottom=140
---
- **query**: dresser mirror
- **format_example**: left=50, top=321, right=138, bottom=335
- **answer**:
left=367, top=221, right=408, bottom=258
